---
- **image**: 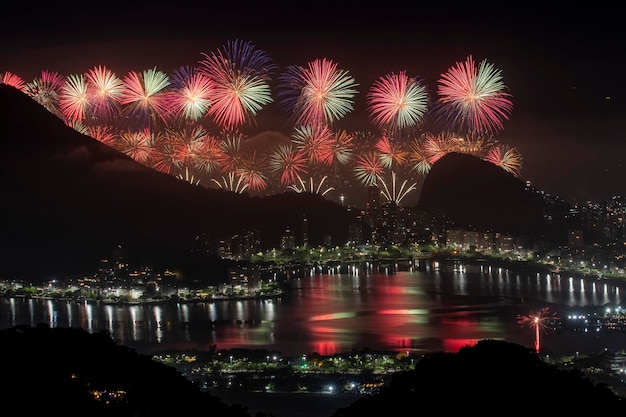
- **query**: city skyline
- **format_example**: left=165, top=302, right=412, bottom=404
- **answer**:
left=1, top=1, right=624, bottom=205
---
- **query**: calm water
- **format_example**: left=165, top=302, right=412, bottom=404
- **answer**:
left=3, top=262, right=626, bottom=357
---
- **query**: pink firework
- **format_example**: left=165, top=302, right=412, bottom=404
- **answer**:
left=436, top=55, right=513, bottom=135
left=119, top=67, right=175, bottom=131
left=88, top=125, right=118, bottom=147
left=354, top=151, right=385, bottom=186
left=1, top=71, right=26, bottom=91
left=367, top=71, right=428, bottom=135
left=217, top=133, right=249, bottom=173
left=85, top=65, right=125, bottom=124
left=169, top=66, right=214, bottom=121
left=238, top=153, right=269, bottom=192
left=198, top=39, right=275, bottom=131
left=25, top=70, right=65, bottom=117
left=517, top=307, right=559, bottom=353
left=269, top=144, right=308, bottom=186
left=291, top=124, right=335, bottom=165
left=421, top=132, right=454, bottom=164
left=484, top=144, right=522, bottom=177
left=189, top=132, right=224, bottom=175
left=375, top=134, right=407, bottom=169
left=59, top=73, right=90, bottom=122
left=277, top=58, right=358, bottom=128
left=116, top=128, right=156, bottom=165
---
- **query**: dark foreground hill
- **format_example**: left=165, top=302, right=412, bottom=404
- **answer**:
left=0, top=84, right=356, bottom=283
left=332, top=339, right=626, bottom=416
left=4, top=325, right=625, bottom=416
left=0, top=325, right=255, bottom=417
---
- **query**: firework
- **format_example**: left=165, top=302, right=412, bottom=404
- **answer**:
left=517, top=306, right=559, bottom=353
left=119, top=67, right=174, bottom=131
left=169, top=66, right=213, bottom=121
left=269, top=143, right=308, bottom=186
left=277, top=58, right=358, bottom=127
left=198, top=39, right=275, bottom=131
left=367, top=71, right=428, bottom=135
left=87, top=125, right=118, bottom=147
left=421, top=132, right=455, bottom=165
left=190, top=132, right=224, bottom=174
left=354, top=151, right=385, bottom=187
left=211, top=171, right=249, bottom=194
left=406, top=136, right=431, bottom=176
left=291, top=124, right=335, bottom=165
left=377, top=171, right=418, bottom=205
left=85, top=65, right=125, bottom=124
left=435, top=55, right=513, bottom=135
left=1, top=71, right=26, bottom=91
left=59, top=73, right=90, bottom=122
left=328, top=129, right=354, bottom=165
left=238, top=162, right=268, bottom=192
left=288, top=175, right=335, bottom=196
left=25, top=70, right=65, bottom=117
left=484, top=144, right=522, bottom=177
left=176, top=166, right=202, bottom=185
left=375, top=134, right=407, bottom=169
left=116, top=128, right=156, bottom=165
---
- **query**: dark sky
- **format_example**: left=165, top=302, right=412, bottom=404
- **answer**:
left=2, top=1, right=624, bottom=205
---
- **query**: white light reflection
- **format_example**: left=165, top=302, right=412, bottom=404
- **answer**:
left=154, top=306, right=164, bottom=342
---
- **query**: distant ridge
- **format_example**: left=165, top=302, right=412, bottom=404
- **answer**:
left=0, top=84, right=356, bottom=282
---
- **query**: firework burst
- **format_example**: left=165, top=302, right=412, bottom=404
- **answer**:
left=198, top=39, right=275, bottom=131
left=367, top=71, right=429, bottom=136
left=277, top=58, right=358, bottom=127
left=269, top=143, right=308, bottom=186
left=484, top=144, right=523, bottom=177
left=59, top=73, right=90, bottom=122
left=85, top=65, right=125, bottom=125
left=517, top=306, right=559, bottom=353
left=435, top=55, right=513, bottom=135
left=1, top=71, right=26, bottom=91
left=25, top=70, right=65, bottom=117
left=169, top=66, right=213, bottom=121
left=119, top=67, right=174, bottom=131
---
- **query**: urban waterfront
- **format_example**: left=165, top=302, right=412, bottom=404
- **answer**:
left=3, top=261, right=626, bottom=359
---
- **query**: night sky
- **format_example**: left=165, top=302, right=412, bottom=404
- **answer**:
left=2, top=1, right=624, bottom=205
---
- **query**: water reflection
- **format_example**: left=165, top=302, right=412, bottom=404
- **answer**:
left=2, top=267, right=626, bottom=357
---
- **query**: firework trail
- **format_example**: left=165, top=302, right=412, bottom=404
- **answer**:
left=288, top=175, right=335, bottom=196
left=377, top=171, right=418, bottom=205
left=434, top=55, right=513, bottom=135
left=517, top=306, right=559, bottom=353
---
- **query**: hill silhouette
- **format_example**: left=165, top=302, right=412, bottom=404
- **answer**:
left=4, top=326, right=625, bottom=416
left=0, top=84, right=356, bottom=283
left=416, top=152, right=573, bottom=245
left=331, top=339, right=626, bottom=415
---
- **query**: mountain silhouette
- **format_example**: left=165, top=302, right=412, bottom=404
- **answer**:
left=0, top=84, right=356, bottom=283
left=416, top=152, right=572, bottom=245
